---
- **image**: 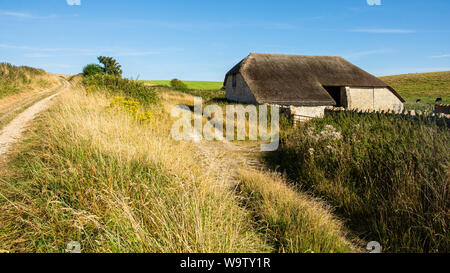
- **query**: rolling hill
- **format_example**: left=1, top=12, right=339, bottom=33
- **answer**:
left=380, top=71, right=450, bottom=105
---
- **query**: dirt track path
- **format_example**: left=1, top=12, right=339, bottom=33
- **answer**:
left=188, top=109, right=267, bottom=187
left=0, top=79, right=62, bottom=129
left=0, top=78, right=69, bottom=156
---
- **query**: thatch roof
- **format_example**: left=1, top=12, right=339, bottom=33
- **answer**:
left=224, top=53, right=404, bottom=106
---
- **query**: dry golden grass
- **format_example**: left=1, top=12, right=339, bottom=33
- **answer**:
left=160, top=89, right=358, bottom=253
left=0, top=81, right=358, bottom=253
left=238, top=170, right=358, bottom=253
left=0, top=86, right=269, bottom=253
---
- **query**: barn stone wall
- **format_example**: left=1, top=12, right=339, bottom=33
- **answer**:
left=290, top=106, right=328, bottom=122
left=346, top=87, right=404, bottom=113
left=225, top=73, right=258, bottom=104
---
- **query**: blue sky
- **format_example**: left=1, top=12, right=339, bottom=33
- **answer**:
left=1, top=0, right=449, bottom=81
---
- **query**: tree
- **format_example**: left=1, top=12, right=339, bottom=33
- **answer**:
left=82, top=64, right=104, bottom=76
left=97, top=56, right=123, bottom=77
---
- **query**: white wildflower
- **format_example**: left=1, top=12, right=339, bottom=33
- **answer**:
left=324, top=125, right=335, bottom=131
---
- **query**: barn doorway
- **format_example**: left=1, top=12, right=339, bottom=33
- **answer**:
left=323, top=86, right=343, bottom=107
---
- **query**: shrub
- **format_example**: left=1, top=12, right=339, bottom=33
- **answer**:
left=98, top=56, right=122, bottom=76
left=82, top=64, right=104, bottom=77
left=266, top=112, right=449, bottom=253
left=170, top=78, right=188, bottom=91
left=82, top=74, right=158, bottom=105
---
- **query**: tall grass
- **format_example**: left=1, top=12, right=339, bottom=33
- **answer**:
left=238, top=170, right=357, bottom=253
left=267, top=112, right=449, bottom=253
left=0, top=63, right=55, bottom=98
left=0, top=79, right=362, bottom=253
left=157, top=90, right=358, bottom=253
left=0, top=87, right=269, bottom=253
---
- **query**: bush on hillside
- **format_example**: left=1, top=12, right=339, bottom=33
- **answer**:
left=98, top=56, right=123, bottom=76
left=170, top=78, right=188, bottom=91
left=82, top=64, right=104, bottom=77
left=82, top=74, right=158, bottom=104
left=266, top=112, right=449, bottom=253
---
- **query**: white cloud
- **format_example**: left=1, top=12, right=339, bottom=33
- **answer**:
left=0, top=44, right=90, bottom=53
left=430, top=54, right=450, bottom=58
left=114, top=51, right=159, bottom=57
left=66, top=0, right=81, bottom=6
left=344, top=49, right=392, bottom=59
left=24, top=53, right=52, bottom=58
left=2, top=11, right=30, bottom=18
left=351, top=28, right=415, bottom=34
left=0, top=10, right=56, bottom=19
left=0, top=43, right=162, bottom=58
left=375, top=67, right=450, bottom=76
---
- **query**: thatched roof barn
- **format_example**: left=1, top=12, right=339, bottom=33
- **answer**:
left=224, top=53, right=405, bottom=120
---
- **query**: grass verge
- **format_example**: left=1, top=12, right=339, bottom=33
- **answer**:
left=238, top=170, right=357, bottom=253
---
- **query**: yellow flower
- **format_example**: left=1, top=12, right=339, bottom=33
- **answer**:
left=109, top=97, right=152, bottom=124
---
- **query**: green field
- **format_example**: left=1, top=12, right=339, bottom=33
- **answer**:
left=142, top=80, right=223, bottom=90
left=380, top=71, right=450, bottom=107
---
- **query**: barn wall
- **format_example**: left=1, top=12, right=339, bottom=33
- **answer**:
left=225, top=73, right=258, bottom=104
left=374, top=88, right=404, bottom=112
left=346, top=87, right=374, bottom=110
left=290, top=106, right=327, bottom=122
left=346, top=87, right=404, bottom=113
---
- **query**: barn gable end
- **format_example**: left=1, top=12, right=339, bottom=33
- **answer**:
left=225, top=73, right=258, bottom=104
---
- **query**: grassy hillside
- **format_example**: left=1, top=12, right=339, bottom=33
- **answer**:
left=0, top=84, right=267, bottom=253
left=268, top=112, right=449, bottom=253
left=380, top=71, right=450, bottom=105
left=0, top=76, right=355, bottom=253
left=0, top=63, right=60, bottom=130
left=0, top=63, right=57, bottom=99
left=143, top=80, right=223, bottom=91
